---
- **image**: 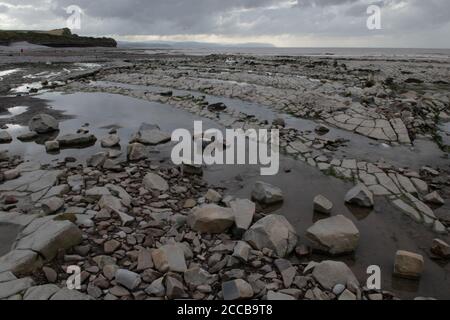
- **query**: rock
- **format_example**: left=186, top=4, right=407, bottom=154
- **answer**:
left=272, top=118, right=286, bottom=127
left=145, top=278, right=165, bottom=297
left=232, top=241, right=251, bottom=262
left=50, top=288, right=92, bottom=300
left=115, top=269, right=141, bottom=290
left=104, top=239, right=121, bottom=254
left=394, top=250, right=424, bottom=279
left=274, top=259, right=297, bottom=288
left=45, top=141, right=59, bottom=152
left=131, top=123, right=171, bottom=145
left=42, top=266, right=57, bottom=283
left=207, top=102, right=227, bottom=112
left=127, top=143, right=146, bottom=161
left=0, top=249, right=41, bottom=275
left=222, top=279, right=254, bottom=300
left=345, top=184, right=374, bottom=208
left=251, top=181, right=284, bottom=205
left=165, top=276, right=187, bottom=299
left=182, top=163, right=203, bottom=175
left=137, top=249, right=154, bottom=271
left=243, top=214, right=297, bottom=258
left=41, top=197, right=64, bottom=215
left=0, top=278, right=35, bottom=299
left=57, top=133, right=97, bottom=147
left=17, top=131, right=38, bottom=141
left=205, top=189, right=222, bottom=203
left=423, top=191, right=445, bottom=206
left=332, top=284, right=346, bottom=295
left=101, top=134, right=120, bottom=147
left=143, top=173, right=169, bottom=192
left=151, top=244, right=187, bottom=273
left=339, top=289, right=357, bottom=300
left=184, top=267, right=216, bottom=288
left=68, top=175, right=84, bottom=192
left=0, top=131, right=12, bottom=143
left=24, top=284, right=59, bottom=300
left=431, top=239, right=450, bottom=258
left=230, top=199, right=255, bottom=231
left=86, top=152, right=107, bottom=168
left=188, top=204, right=235, bottom=234
left=267, top=290, right=295, bottom=300
left=313, top=195, right=333, bottom=214
left=312, top=260, right=359, bottom=290
left=3, top=169, right=20, bottom=181
left=315, top=124, right=330, bottom=134
left=29, top=114, right=59, bottom=133
left=306, top=215, right=360, bottom=255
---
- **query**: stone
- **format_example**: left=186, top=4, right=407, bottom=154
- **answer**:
left=0, top=249, right=41, bottom=274
left=0, top=278, right=35, bottom=299
left=345, top=184, right=374, bottom=208
left=306, top=215, right=360, bottom=255
left=41, top=197, right=64, bottom=215
left=3, top=169, right=20, bottom=181
left=243, top=214, right=297, bottom=258
left=315, top=124, right=330, bottom=134
left=151, top=244, right=187, bottom=273
left=0, top=272, right=16, bottom=283
left=274, top=259, right=297, bottom=288
left=251, top=181, right=284, bottom=205
left=339, top=289, right=357, bottom=300
left=423, top=191, right=444, bottom=206
left=313, top=195, right=333, bottom=214
left=232, top=241, right=251, bottom=262
left=165, top=276, right=187, bottom=299
left=333, top=284, right=346, bottom=295
left=145, top=277, right=165, bottom=297
left=312, top=260, right=359, bottom=290
left=17, top=131, right=38, bottom=141
left=24, top=284, right=59, bottom=300
left=15, top=220, right=82, bottom=261
left=101, top=134, right=120, bottom=147
left=42, top=266, right=57, bottom=283
left=431, top=239, right=450, bottom=259
left=222, top=279, right=254, bottom=300
left=57, top=133, right=97, bottom=147
left=104, top=239, right=121, bottom=254
left=188, top=204, right=235, bottom=234
left=394, top=250, right=424, bottom=279
left=230, top=199, right=255, bottom=231
left=0, top=131, right=12, bottom=143
left=137, top=249, right=154, bottom=271
left=127, top=143, right=146, bottom=161
left=272, top=118, right=286, bottom=127
left=184, top=267, right=216, bottom=288
left=45, top=141, right=59, bottom=152
left=115, top=269, right=141, bottom=290
left=143, top=173, right=169, bottom=192
left=86, top=152, right=107, bottom=168
left=205, top=189, right=222, bottom=203
left=50, top=288, right=92, bottom=300
left=29, top=114, right=59, bottom=133
left=267, top=290, right=295, bottom=300
left=131, top=123, right=171, bottom=145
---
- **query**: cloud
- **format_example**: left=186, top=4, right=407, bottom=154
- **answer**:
left=0, top=0, right=449, bottom=47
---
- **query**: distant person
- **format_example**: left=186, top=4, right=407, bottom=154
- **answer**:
left=20, top=48, right=24, bottom=55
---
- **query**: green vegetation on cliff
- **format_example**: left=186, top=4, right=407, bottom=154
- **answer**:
left=0, top=28, right=117, bottom=48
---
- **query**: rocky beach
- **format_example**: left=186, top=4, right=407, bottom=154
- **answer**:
left=0, top=46, right=449, bottom=301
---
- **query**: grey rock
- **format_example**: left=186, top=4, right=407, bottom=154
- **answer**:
left=131, top=123, right=171, bottom=145
left=431, top=239, right=450, bottom=258
left=57, top=133, right=97, bottom=147
left=243, top=214, right=297, bottom=258
left=145, top=277, right=165, bottom=297
left=267, top=290, right=295, bottom=300
left=143, top=173, right=169, bottom=192
left=222, top=279, right=254, bottom=300
left=127, top=143, right=146, bottom=161
left=151, top=244, right=187, bottom=273
left=24, top=284, right=59, bottom=300
left=41, top=197, right=64, bottom=215
left=45, top=141, right=59, bottom=152
left=165, top=276, right=187, bottom=299
left=50, top=288, right=92, bottom=300
left=394, top=250, right=424, bottom=279
left=0, top=278, right=34, bottom=299
left=184, top=267, right=216, bottom=288
left=345, top=184, right=374, bottom=208
left=313, top=195, right=333, bottom=214
left=29, top=114, right=59, bottom=133
left=423, top=191, right=445, bottom=206
left=312, top=260, right=359, bottom=290
left=188, top=204, right=235, bottom=234
left=306, top=215, right=360, bottom=255
left=251, top=181, right=284, bottom=205
left=86, top=152, right=107, bottom=168
left=232, top=241, right=251, bottom=262
left=101, top=134, right=120, bottom=148
left=0, top=130, right=12, bottom=143
left=115, top=269, right=141, bottom=290
left=230, top=199, right=255, bottom=231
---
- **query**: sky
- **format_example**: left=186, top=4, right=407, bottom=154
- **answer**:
left=0, top=0, right=449, bottom=48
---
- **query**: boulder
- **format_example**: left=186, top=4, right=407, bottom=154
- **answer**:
left=222, top=279, right=254, bottom=300
left=143, top=173, right=169, bottom=192
left=127, top=142, right=146, bottom=161
left=306, top=215, right=360, bottom=255
left=187, top=204, right=235, bottom=234
left=243, top=214, right=297, bottom=257
left=0, top=131, right=12, bottom=143
left=431, top=239, right=450, bottom=259
left=0, top=278, right=35, bottom=299
left=101, top=134, right=120, bottom=148
left=423, top=191, right=445, bottom=206
left=345, top=184, right=374, bottom=208
left=57, top=133, right=97, bottom=147
left=312, top=260, right=359, bottom=290
left=41, top=197, right=64, bottom=215
left=131, top=123, right=171, bottom=145
left=86, top=152, right=107, bottom=168
left=205, top=189, right=222, bottom=203
left=394, top=250, right=424, bottom=279
left=24, top=284, right=59, bottom=300
left=251, top=181, right=284, bottom=205
left=45, top=141, right=60, bottom=152
left=230, top=199, right=255, bottom=231
left=29, top=114, right=59, bottom=133
left=313, top=195, right=333, bottom=214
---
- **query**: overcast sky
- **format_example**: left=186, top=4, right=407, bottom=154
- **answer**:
left=0, top=0, right=449, bottom=47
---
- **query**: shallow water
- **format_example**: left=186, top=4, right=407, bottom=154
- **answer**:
left=0, top=106, right=29, bottom=119
left=1, top=91, right=449, bottom=299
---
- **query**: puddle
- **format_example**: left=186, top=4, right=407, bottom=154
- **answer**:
left=0, top=106, right=29, bottom=119
left=1, top=91, right=449, bottom=299
left=0, top=223, right=20, bottom=257
left=91, top=81, right=449, bottom=169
